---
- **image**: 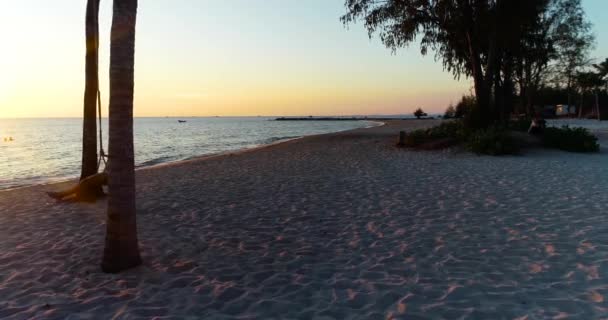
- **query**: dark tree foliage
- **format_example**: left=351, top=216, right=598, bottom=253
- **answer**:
left=576, top=71, right=604, bottom=119
left=514, top=0, right=559, bottom=116
left=455, top=95, right=476, bottom=119
left=444, top=104, right=456, bottom=119
left=549, top=0, right=594, bottom=92
left=513, top=0, right=594, bottom=118
left=342, top=0, right=547, bottom=128
left=577, top=72, right=604, bottom=93
left=595, top=58, right=608, bottom=92
left=414, top=108, right=428, bottom=119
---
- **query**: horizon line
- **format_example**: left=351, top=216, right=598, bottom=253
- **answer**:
left=0, top=114, right=441, bottom=120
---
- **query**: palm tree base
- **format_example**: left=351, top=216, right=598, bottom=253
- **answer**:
left=101, top=255, right=142, bottom=273
left=101, top=238, right=142, bottom=273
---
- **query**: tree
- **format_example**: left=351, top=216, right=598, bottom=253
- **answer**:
left=101, top=0, right=142, bottom=273
left=455, top=95, right=476, bottom=119
left=414, top=108, right=427, bottom=119
left=81, top=0, right=101, bottom=181
left=594, top=58, right=608, bottom=93
left=576, top=71, right=603, bottom=119
left=342, top=0, right=548, bottom=128
left=548, top=0, right=594, bottom=109
left=444, top=104, right=456, bottom=119
left=594, top=59, right=608, bottom=120
left=514, top=0, right=561, bottom=116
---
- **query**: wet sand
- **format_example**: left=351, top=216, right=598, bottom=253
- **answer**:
left=1, top=120, right=608, bottom=319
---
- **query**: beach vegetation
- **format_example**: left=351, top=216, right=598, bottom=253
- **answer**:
left=404, top=118, right=600, bottom=154
left=455, top=95, right=476, bottom=120
left=509, top=119, right=533, bottom=132
left=404, top=120, right=520, bottom=155
left=542, top=126, right=600, bottom=152
left=443, top=105, right=456, bottom=119
left=466, top=127, right=521, bottom=156
left=403, top=120, right=468, bottom=148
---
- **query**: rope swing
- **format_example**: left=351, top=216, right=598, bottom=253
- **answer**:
left=93, top=0, right=108, bottom=171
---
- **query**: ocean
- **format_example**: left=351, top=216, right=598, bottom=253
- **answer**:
left=0, top=117, right=379, bottom=190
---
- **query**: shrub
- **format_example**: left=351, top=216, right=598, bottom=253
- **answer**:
left=509, top=119, right=532, bottom=132
left=404, top=120, right=467, bottom=147
left=444, top=105, right=456, bottom=119
left=403, top=129, right=433, bottom=147
left=466, top=127, right=520, bottom=155
left=455, top=95, right=476, bottom=119
left=542, top=126, right=599, bottom=152
left=429, top=120, right=469, bottom=140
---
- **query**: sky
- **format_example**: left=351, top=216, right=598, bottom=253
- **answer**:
left=0, top=0, right=607, bottom=118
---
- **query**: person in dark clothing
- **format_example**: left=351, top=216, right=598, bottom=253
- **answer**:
left=528, top=114, right=546, bottom=135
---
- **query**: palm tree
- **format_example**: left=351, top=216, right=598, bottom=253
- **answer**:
left=81, top=0, right=101, bottom=181
left=101, top=0, right=141, bottom=273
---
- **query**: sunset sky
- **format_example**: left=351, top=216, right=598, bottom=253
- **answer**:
left=1, top=0, right=607, bottom=118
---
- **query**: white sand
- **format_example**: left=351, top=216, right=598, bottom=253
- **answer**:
left=1, top=120, right=608, bottom=319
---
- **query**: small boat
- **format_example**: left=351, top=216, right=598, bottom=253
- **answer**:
left=178, top=120, right=187, bottom=123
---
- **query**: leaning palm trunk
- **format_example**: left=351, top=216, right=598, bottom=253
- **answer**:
left=81, top=0, right=101, bottom=181
left=101, top=0, right=141, bottom=273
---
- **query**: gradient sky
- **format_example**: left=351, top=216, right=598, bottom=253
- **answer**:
left=1, top=0, right=606, bottom=118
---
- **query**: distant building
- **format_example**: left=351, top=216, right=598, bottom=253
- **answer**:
left=555, top=105, right=577, bottom=116
left=537, top=105, right=577, bottom=118
left=542, top=105, right=556, bottom=118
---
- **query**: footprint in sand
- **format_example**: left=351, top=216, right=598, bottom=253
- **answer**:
left=577, top=263, right=600, bottom=280
left=589, top=291, right=604, bottom=303
left=347, top=288, right=357, bottom=300
left=577, top=241, right=595, bottom=255
left=396, top=301, right=407, bottom=314
left=553, top=312, right=570, bottom=320
left=529, top=263, right=544, bottom=274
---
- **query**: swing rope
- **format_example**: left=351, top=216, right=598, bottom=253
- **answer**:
left=93, top=0, right=107, bottom=171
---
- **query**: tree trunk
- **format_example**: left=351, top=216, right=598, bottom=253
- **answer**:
left=465, top=32, right=491, bottom=129
left=596, top=92, right=601, bottom=121
left=525, top=60, right=534, bottom=117
left=503, top=72, right=514, bottom=123
left=102, top=0, right=142, bottom=273
left=494, top=70, right=503, bottom=123
left=578, top=93, right=584, bottom=118
left=81, top=0, right=101, bottom=181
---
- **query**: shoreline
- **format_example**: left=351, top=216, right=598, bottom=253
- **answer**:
left=140, top=120, right=385, bottom=171
left=0, top=121, right=386, bottom=193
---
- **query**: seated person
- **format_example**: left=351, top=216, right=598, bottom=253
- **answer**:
left=528, top=115, right=546, bottom=135
left=47, top=172, right=108, bottom=202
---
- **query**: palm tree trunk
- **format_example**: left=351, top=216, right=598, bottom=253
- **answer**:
left=101, top=0, right=141, bottom=273
left=81, top=0, right=101, bottom=181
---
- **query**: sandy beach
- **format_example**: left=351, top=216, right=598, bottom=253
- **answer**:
left=1, top=120, right=608, bottom=319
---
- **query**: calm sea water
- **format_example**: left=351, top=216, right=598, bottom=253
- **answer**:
left=0, top=117, right=378, bottom=190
